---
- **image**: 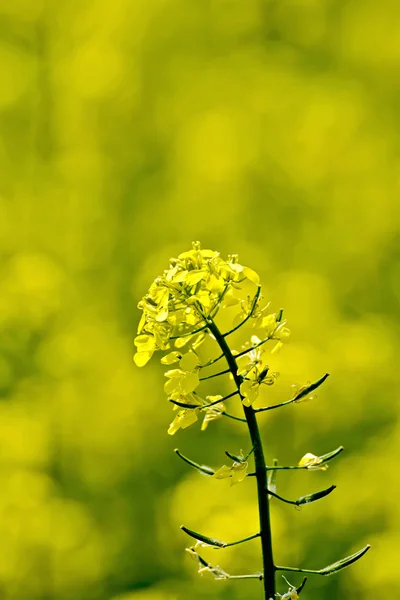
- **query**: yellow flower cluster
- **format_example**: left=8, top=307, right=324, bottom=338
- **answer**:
left=133, top=241, right=260, bottom=367
left=134, top=242, right=291, bottom=434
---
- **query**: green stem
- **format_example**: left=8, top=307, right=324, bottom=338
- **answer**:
left=266, top=488, right=298, bottom=506
left=275, top=565, right=317, bottom=575
left=208, top=320, right=276, bottom=600
left=169, top=323, right=209, bottom=340
left=224, top=532, right=260, bottom=548
left=222, top=411, right=247, bottom=423
left=200, top=352, right=224, bottom=369
left=199, top=368, right=230, bottom=381
left=234, top=336, right=270, bottom=359
left=222, top=285, right=261, bottom=337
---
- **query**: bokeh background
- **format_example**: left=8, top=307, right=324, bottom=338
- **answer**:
left=1, top=0, right=399, bottom=598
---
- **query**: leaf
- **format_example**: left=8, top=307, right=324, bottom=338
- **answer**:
left=296, top=485, right=336, bottom=505
left=181, top=525, right=227, bottom=548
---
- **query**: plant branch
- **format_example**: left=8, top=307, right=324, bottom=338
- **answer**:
left=201, top=390, right=239, bottom=409
left=267, top=485, right=336, bottom=507
left=222, top=411, right=247, bottom=423
left=199, top=368, right=230, bottom=381
left=255, top=373, right=330, bottom=413
left=181, top=525, right=260, bottom=548
left=234, top=336, right=270, bottom=359
left=200, top=352, right=225, bottom=369
left=169, top=323, right=209, bottom=340
left=275, top=545, right=371, bottom=577
left=169, top=390, right=238, bottom=410
left=174, top=449, right=215, bottom=476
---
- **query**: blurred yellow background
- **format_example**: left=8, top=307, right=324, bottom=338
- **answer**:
left=0, top=0, right=399, bottom=598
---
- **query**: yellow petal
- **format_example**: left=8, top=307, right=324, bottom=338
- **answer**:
left=205, top=395, right=223, bottom=402
left=137, top=312, right=146, bottom=334
left=180, top=409, right=199, bottom=430
left=186, top=271, right=206, bottom=286
left=201, top=417, right=210, bottom=431
left=271, top=341, right=283, bottom=355
left=184, top=310, right=198, bottom=326
left=164, top=378, right=180, bottom=394
left=230, top=462, right=248, bottom=485
left=179, top=351, right=199, bottom=372
left=167, top=416, right=181, bottom=435
left=298, top=452, right=321, bottom=468
left=167, top=409, right=198, bottom=435
left=161, top=351, right=182, bottom=365
left=164, top=369, right=184, bottom=378
left=260, top=314, right=278, bottom=336
left=133, top=351, right=153, bottom=367
left=134, top=334, right=155, bottom=351
left=156, top=308, right=169, bottom=322
left=213, top=465, right=232, bottom=479
left=172, top=270, right=188, bottom=283
left=240, top=380, right=260, bottom=404
left=174, top=336, right=191, bottom=348
left=197, top=290, right=211, bottom=309
left=242, top=266, right=260, bottom=285
left=191, top=333, right=207, bottom=350
left=181, top=372, right=199, bottom=394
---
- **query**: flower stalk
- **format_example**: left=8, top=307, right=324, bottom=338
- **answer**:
left=207, top=318, right=276, bottom=599
left=133, top=242, right=370, bottom=599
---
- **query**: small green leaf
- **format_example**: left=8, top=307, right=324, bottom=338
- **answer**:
left=296, top=485, right=336, bottom=505
left=317, top=545, right=371, bottom=575
left=181, top=525, right=227, bottom=548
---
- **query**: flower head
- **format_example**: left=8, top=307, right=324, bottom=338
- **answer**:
left=133, top=242, right=287, bottom=433
left=134, top=242, right=262, bottom=367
